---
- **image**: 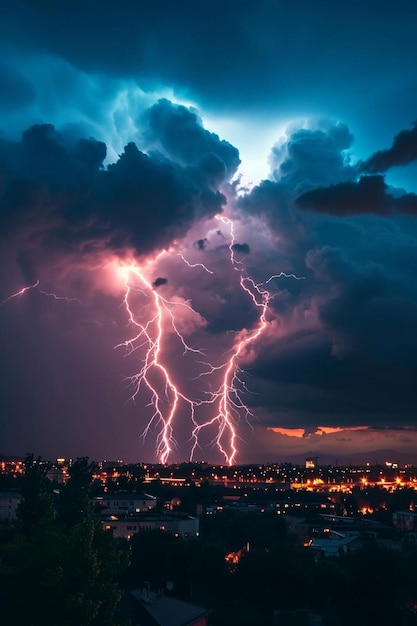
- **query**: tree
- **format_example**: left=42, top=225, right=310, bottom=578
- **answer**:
left=0, top=454, right=129, bottom=625
left=59, top=456, right=96, bottom=527
left=17, top=453, right=54, bottom=531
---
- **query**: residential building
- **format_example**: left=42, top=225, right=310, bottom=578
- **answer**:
left=129, top=589, right=209, bottom=626
left=0, top=490, right=21, bottom=521
left=102, top=511, right=199, bottom=540
left=94, top=491, right=157, bottom=514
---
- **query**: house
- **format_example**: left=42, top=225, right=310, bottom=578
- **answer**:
left=129, top=589, right=209, bottom=626
left=94, top=491, right=157, bottom=514
left=308, top=530, right=362, bottom=558
left=0, top=490, right=21, bottom=521
left=102, top=511, right=200, bottom=540
left=285, top=513, right=390, bottom=547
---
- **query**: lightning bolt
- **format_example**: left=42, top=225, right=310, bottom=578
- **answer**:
left=189, top=216, right=273, bottom=465
left=119, top=216, right=304, bottom=466
left=264, top=273, right=305, bottom=283
left=178, top=253, right=214, bottom=275
left=0, top=280, right=40, bottom=307
left=4, top=220, right=303, bottom=466
left=38, top=289, right=81, bottom=304
left=1, top=280, right=81, bottom=309
left=116, top=256, right=207, bottom=465
left=118, top=252, right=242, bottom=465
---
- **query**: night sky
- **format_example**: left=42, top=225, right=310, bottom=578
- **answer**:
left=2, top=0, right=417, bottom=465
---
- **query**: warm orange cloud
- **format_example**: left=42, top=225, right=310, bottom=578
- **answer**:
left=270, top=428, right=306, bottom=438
left=269, top=425, right=368, bottom=439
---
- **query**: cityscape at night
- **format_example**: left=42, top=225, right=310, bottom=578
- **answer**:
left=2, top=0, right=417, bottom=623
left=3, top=454, right=417, bottom=623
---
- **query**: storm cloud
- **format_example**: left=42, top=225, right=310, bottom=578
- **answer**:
left=296, top=175, right=417, bottom=216
left=0, top=107, right=238, bottom=266
left=2, top=1, right=417, bottom=464
left=362, top=122, right=417, bottom=173
left=140, top=99, right=240, bottom=184
left=232, top=120, right=417, bottom=444
left=3, top=112, right=417, bottom=463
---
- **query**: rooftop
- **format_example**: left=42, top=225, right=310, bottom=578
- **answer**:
left=131, top=590, right=208, bottom=626
left=94, top=491, right=156, bottom=501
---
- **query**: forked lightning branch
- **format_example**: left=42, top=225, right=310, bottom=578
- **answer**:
left=1, top=213, right=304, bottom=465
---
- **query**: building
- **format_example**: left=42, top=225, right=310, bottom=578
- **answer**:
left=102, top=511, right=199, bottom=540
left=393, top=510, right=417, bottom=532
left=129, top=589, right=209, bottom=626
left=308, top=531, right=362, bottom=558
left=0, top=490, right=21, bottom=521
left=285, top=513, right=391, bottom=547
left=94, top=491, right=157, bottom=515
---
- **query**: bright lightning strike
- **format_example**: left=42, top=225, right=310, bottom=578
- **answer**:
left=3, top=220, right=304, bottom=466
left=188, top=215, right=273, bottom=465
left=117, top=258, right=206, bottom=465
left=119, top=215, right=304, bottom=466
left=178, top=254, right=214, bottom=275
left=264, top=273, right=305, bottom=283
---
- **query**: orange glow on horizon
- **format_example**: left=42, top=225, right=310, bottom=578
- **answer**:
left=269, top=425, right=369, bottom=438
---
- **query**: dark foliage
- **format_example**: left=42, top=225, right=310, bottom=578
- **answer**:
left=0, top=454, right=129, bottom=626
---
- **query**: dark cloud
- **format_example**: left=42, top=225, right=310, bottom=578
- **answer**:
left=296, top=175, right=417, bottom=216
left=232, top=242, right=250, bottom=254
left=0, top=123, right=106, bottom=185
left=100, top=141, right=226, bottom=254
left=238, top=179, right=299, bottom=255
left=362, top=122, right=417, bottom=173
left=306, top=244, right=417, bottom=408
left=2, top=0, right=416, bottom=124
left=238, top=121, right=357, bottom=259
left=242, top=121, right=356, bottom=213
left=152, top=277, right=168, bottom=288
left=140, top=99, right=240, bottom=184
left=0, top=117, right=230, bottom=263
left=250, top=305, right=417, bottom=430
left=194, top=238, right=208, bottom=250
left=269, top=121, right=355, bottom=193
left=232, top=120, right=417, bottom=437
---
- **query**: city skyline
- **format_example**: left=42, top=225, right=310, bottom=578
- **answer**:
left=2, top=1, right=417, bottom=464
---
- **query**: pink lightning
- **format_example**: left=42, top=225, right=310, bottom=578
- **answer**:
left=118, top=215, right=304, bottom=466
left=189, top=216, right=274, bottom=465
left=118, top=255, right=242, bottom=465
left=0, top=280, right=40, bottom=306
left=2, top=219, right=302, bottom=466
left=117, top=257, right=206, bottom=464
left=1, top=280, right=81, bottom=308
